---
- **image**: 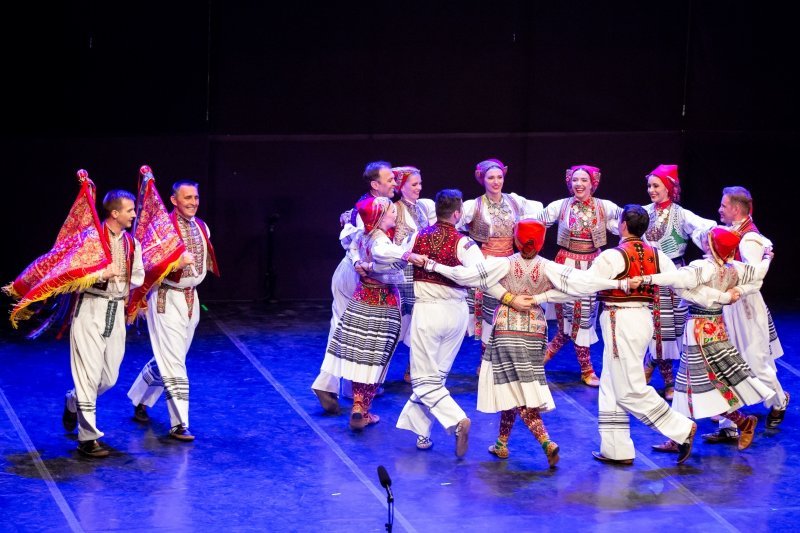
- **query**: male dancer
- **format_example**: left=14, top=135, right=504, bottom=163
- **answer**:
left=127, top=180, right=219, bottom=441
left=63, top=190, right=144, bottom=457
left=311, top=161, right=396, bottom=414
left=707, top=186, right=788, bottom=442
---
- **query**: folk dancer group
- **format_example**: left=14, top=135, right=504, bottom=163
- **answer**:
left=312, top=160, right=784, bottom=467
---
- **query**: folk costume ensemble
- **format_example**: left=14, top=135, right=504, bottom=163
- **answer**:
left=537, top=166, right=622, bottom=384
left=723, top=216, right=786, bottom=411
left=396, top=220, right=485, bottom=441
left=458, top=159, right=543, bottom=343
left=647, top=243, right=775, bottom=424
left=127, top=211, right=219, bottom=433
left=68, top=223, right=144, bottom=442
left=312, top=191, right=378, bottom=398
left=642, top=164, right=716, bottom=394
left=323, top=197, right=413, bottom=427
left=589, top=237, right=695, bottom=462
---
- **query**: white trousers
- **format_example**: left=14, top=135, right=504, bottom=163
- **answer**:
left=68, top=294, right=127, bottom=442
left=312, top=257, right=357, bottom=395
left=396, top=299, right=469, bottom=437
left=128, top=287, right=199, bottom=429
left=598, top=307, right=694, bottom=461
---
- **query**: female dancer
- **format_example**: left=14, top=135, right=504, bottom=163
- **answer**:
left=322, top=197, right=426, bottom=430
left=458, top=158, right=543, bottom=359
left=392, top=166, right=436, bottom=382
left=639, top=226, right=774, bottom=451
left=539, top=165, right=622, bottom=386
left=642, top=164, right=715, bottom=400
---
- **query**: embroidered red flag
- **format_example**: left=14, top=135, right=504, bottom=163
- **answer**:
left=125, top=165, right=186, bottom=323
left=3, top=170, right=111, bottom=328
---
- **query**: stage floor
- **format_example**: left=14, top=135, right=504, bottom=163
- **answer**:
left=0, top=302, right=797, bottom=532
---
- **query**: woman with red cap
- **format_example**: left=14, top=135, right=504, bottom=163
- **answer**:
left=391, top=167, right=436, bottom=382
left=427, top=220, right=622, bottom=467
left=322, top=196, right=427, bottom=431
left=638, top=226, right=774, bottom=452
left=458, top=159, right=544, bottom=358
left=538, top=165, right=622, bottom=387
left=642, top=164, right=715, bottom=400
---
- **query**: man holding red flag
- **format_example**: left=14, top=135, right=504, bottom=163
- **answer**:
left=62, top=189, right=145, bottom=457
left=127, top=179, right=219, bottom=442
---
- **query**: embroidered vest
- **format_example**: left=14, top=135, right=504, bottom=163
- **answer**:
left=92, top=224, right=134, bottom=291
left=413, top=222, right=464, bottom=288
left=393, top=199, right=428, bottom=245
left=597, top=238, right=660, bottom=303
left=166, top=212, right=220, bottom=283
left=555, top=197, right=608, bottom=251
left=732, top=217, right=760, bottom=262
left=468, top=193, right=521, bottom=243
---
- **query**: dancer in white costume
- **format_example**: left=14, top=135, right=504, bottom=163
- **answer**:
left=311, top=161, right=396, bottom=414
left=64, top=190, right=144, bottom=457
left=427, top=220, right=622, bottom=468
left=642, top=164, right=715, bottom=400
left=322, top=196, right=427, bottom=430
left=397, top=189, right=533, bottom=457
left=391, top=166, right=436, bottom=382
left=538, top=165, right=622, bottom=387
left=639, top=225, right=774, bottom=452
left=707, top=185, right=788, bottom=443
left=127, top=180, right=219, bottom=441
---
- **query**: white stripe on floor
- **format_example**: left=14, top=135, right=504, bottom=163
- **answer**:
left=550, top=383, right=739, bottom=533
left=0, top=385, right=84, bottom=533
left=212, top=315, right=418, bottom=533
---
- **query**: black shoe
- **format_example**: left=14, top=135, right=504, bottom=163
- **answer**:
left=766, top=392, right=790, bottom=429
left=62, top=398, right=77, bottom=432
left=169, top=425, right=196, bottom=442
left=591, top=451, right=633, bottom=465
left=702, top=428, right=739, bottom=443
left=677, top=422, right=697, bottom=464
left=77, top=440, right=110, bottom=458
left=133, top=404, right=150, bottom=423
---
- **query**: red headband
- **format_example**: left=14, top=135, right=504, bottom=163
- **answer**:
left=565, top=165, right=601, bottom=194
left=514, top=219, right=547, bottom=256
left=647, top=164, right=680, bottom=202
left=392, top=166, right=421, bottom=192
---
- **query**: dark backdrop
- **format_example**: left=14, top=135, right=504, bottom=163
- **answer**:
left=2, top=1, right=797, bottom=309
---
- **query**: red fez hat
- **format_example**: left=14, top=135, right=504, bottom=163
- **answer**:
left=356, top=196, right=391, bottom=234
left=708, top=226, right=741, bottom=264
left=515, top=219, right=547, bottom=256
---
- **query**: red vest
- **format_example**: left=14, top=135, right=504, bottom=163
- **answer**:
left=732, top=217, right=760, bottom=262
left=412, top=222, right=464, bottom=288
left=598, top=238, right=660, bottom=303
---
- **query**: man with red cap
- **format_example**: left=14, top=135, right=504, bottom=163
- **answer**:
left=311, top=161, right=397, bottom=414
left=427, top=219, right=623, bottom=467
left=639, top=225, right=774, bottom=452
left=642, top=164, right=715, bottom=400
left=707, top=186, right=788, bottom=442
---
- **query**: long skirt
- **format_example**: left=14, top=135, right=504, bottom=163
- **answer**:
left=322, top=283, right=401, bottom=385
left=672, top=310, right=775, bottom=420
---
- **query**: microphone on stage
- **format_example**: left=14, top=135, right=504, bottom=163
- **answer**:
left=377, top=465, right=394, bottom=503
